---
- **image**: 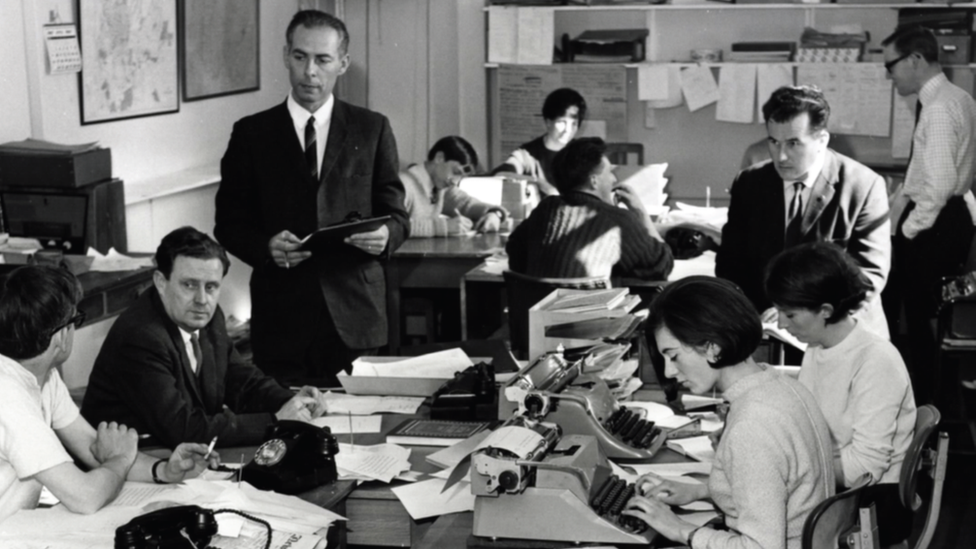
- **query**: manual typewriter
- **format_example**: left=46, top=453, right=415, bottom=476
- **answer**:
left=470, top=416, right=653, bottom=544
left=500, top=346, right=665, bottom=462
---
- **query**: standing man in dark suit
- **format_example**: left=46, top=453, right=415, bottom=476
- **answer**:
left=214, top=10, right=409, bottom=386
left=716, top=86, right=891, bottom=339
left=83, top=227, right=326, bottom=449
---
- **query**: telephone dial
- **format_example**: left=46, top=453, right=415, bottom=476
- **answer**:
left=241, top=420, right=339, bottom=495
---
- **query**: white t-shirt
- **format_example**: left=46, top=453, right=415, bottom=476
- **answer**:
left=0, top=354, right=77, bottom=523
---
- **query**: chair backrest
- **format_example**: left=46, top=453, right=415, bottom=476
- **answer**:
left=503, top=270, right=610, bottom=359
left=801, top=474, right=872, bottom=549
left=899, top=404, right=949, bottom=549
left=604, top=142, right=644, bottom=166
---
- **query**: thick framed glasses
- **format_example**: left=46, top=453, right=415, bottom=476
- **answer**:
left=884, top=52, right=912, bottom=74
left=51, top=310, right=86, bottom=334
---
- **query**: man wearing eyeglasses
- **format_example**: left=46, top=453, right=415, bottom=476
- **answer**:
left=0, top=266, right=217, bottom=523
left=881, top=26, right=976, bottom=401
left=82, top=227, right=328, bottom=450
left=401, top=136, right=509, bottom=237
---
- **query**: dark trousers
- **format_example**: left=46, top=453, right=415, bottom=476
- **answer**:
left=886, top=196, right=974, bottom=402
left=255, top=299, right=377, bottom=388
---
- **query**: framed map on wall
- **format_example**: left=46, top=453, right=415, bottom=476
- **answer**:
left=181, top=0, right=260, bottom=101
left=79, top=0, right=179, bottom=125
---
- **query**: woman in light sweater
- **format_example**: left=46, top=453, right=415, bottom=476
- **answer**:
left=765, top=242, right=916, bottom=547
left=399, top=136, right=507, bottom=238
left=624, top=276, right=834, bottom=549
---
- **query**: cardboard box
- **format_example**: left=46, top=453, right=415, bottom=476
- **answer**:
left=0, top=148, right=112, bottom=188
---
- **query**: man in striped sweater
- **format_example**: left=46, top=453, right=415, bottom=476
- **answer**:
left=506, top=137, right=673, bottom=280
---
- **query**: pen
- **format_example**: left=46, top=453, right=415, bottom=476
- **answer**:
left=348, top=411, right=355, bottom=452
left=204, top=436, right=217, bottom=460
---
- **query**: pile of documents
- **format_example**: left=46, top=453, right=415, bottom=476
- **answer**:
left=618, top=162, right=669, bottom=217
left=0, top=479, right=342, bottom=549
left=335, top=443, right=412, bottom=483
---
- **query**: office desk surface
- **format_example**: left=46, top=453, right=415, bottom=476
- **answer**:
left=393, top=234, right=507, bottom=259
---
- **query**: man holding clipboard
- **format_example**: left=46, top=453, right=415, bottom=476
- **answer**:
left=215, top=10, right=409, bottom=386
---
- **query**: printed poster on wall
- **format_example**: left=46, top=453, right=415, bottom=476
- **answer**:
left=797, top=64, right=892, bottom=137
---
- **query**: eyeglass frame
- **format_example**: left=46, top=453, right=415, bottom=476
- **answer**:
left=884, top=51, right=913, bottom=74
left=50, top=310, right=86, bottom=334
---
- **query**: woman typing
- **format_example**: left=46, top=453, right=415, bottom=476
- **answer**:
left=624, top=276, right=834, bottom=549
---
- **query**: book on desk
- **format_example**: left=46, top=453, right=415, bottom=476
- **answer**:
left=387, top=418, right=492, bottom=447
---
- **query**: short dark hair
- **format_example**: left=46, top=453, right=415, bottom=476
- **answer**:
left=882, top=25, right=940, bottom=64
left=286, top=10, right=349, bottom=55
left=762, top=85, right=830, bottom=133
left=542, top=88, right=587, bottom=123
left=155, top=227, right=231, bottom=279
left=649, top=276, right=762, bottom=368
left=551, top=137, right=606, bottom=194
left=764, top=242, right=870, bottom=324
left=428, top=136, right=479, bottom=171
left=0, top=266, right=83, bottom=360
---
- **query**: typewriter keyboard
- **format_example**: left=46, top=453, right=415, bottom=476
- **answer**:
left=590, top=474, right=647, bottom=533
left=605, top=408, right=660, bottom=449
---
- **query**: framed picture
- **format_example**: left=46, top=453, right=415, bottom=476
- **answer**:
left=181, top=0, right=260, bottom=101
left=78, top=0, right=179, bottom=125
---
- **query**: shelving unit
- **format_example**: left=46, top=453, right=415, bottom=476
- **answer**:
left=484, top=2, right=971, bottom=202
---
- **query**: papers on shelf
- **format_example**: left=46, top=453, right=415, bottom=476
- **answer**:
left=336, top=443, right=412, bottom=483
left=321, top=391, right=424, bottom=415
left=310, top=414, right=382, bottom=434
left=350, top=349, right=472, bottom=378
left=86, top=247, right=154, bottom=272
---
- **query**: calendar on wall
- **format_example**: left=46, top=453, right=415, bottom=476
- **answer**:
left=43, top=24, right=81, bottom=74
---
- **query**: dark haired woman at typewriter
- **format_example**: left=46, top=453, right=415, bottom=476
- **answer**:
left=765, top=242, right=917, bottom=547
left=623, top=276, right=834, bottom=549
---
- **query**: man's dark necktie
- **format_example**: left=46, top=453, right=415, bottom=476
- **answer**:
left=305, top=116, right=317, bottom=181
left=908, top=99, right=922, bottom=163
left=786, top=181, right=804, bottom=246
left=190, top=332, right=203, bottom=374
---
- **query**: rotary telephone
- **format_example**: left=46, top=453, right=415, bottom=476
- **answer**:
left=115, top=505, right=218, bottom=548
left=241, top=420, right=340, bottom=495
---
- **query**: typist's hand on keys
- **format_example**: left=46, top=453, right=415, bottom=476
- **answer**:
left=635, top=473, right=706, bottom=506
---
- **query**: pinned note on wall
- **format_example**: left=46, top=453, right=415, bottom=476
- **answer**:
left=716, top=64, right=757, bottom=124
left=680, top=65, right=720, bottom=112
left=756, top=64, right=794, bottom=122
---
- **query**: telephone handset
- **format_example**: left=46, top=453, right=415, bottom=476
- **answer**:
left=241, top=420, right=339, bottom=495
left=115, top=505, right=218, bottom=549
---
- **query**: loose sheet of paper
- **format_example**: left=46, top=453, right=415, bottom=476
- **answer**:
left=716, top=64, right=757, bottom=124
left=350, top=348, right=472, bottom=378
left=667, top=435, right=716, bottom=463
left=516, top=8, right=554, bottom=65
left=311, top=414, right=382, bottom=434
left=756, top=64, right=794, bottom=122
left=649, top=65, right=684, bottom=109
left=667, top=251, right=717, bottom=281
left=322, top=391, right=424, bottom=415
left=336, top=443, right=412, bottom=483
left=487, top=7, right=517, bottom=64
left=638, top=64, right=671, bottom=101
left=657, top=413, right=723, bottom=433
left=107, top=483, right=176, bottom=507
left=618, top=163, right=669, bottom=214
left=680, top=65, right=720, bottom=112
left=87, top=247, right=155, bottom=272
left=391, top=478, right=476, bottom=520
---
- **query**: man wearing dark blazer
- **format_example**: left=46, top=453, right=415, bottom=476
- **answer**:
left=214, top=11, right=409, bottom=385
left=82, top=228, right=326, bottom=449
left=717, top=86, right=891, bottom=339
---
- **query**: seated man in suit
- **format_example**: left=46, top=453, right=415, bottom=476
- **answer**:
left=506, top=137, right=673, bottom=280
left=716, top=85, right=890, bottom=339
left=400, top=136, right=508, bottom=237
left=82, top=227, right=328, bottom=449
left=0, top=266, right=213, bottom=523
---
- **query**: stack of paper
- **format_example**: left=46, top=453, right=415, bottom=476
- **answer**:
left=321, top=391, right=424, bottom=415
left=335, top=443, right=412, bottom=483
left=87, top=247, right=155, bottom=272
left=618, top=163, right=669, bottom=216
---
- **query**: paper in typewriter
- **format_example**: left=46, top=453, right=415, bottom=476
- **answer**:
left=482, top=426, right=545, bottom=459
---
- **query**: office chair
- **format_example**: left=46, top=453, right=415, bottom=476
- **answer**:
left=502, top=270, right=611, bottom=360
left=899, top=404, right=949, bottom=549
left=604, top=143, right=644, bottom=166
left=801, top=474, right=874, bottom=549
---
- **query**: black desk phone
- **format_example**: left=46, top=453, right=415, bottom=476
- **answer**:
left=115, top=505, right=217, bottom=548
left=241, top=420, right=339, bottom=495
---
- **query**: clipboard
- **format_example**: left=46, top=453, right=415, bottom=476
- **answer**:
left=299, top=215, right=391, bottom=252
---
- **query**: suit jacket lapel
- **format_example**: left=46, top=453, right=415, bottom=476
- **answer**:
left=320, top=99, right=348, bottom=185
left=801, top=151, right=838, bottom=235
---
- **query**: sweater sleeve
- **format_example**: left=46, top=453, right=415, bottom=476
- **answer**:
left=696, top=410, right=791, bottom=549
left=839, top=342, right=911, bottom=485
left=443, top=187, right=493, bottom=221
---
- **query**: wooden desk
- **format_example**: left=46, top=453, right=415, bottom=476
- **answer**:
left=387, top=235, right=506, bottom=353
left=76, top=266, right=155, bottom=325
